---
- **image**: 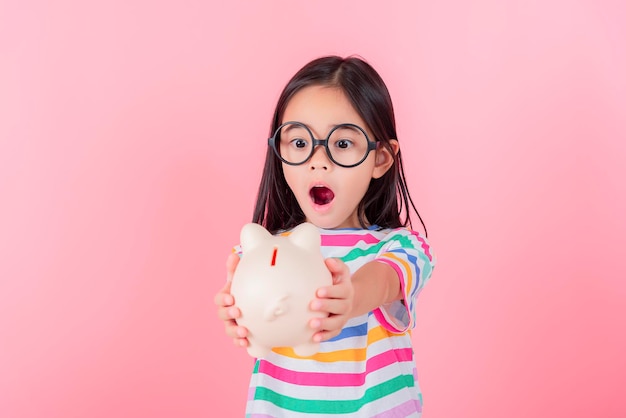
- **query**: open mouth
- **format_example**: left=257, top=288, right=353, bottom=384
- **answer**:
left=310, top=186, right=335, bottom=206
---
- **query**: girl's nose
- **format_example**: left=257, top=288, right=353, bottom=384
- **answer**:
left=308, top=145, right=330, bottom=170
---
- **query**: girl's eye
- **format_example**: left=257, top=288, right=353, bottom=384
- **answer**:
left=335, top=139, right=353, bottom=149
left=292, top=138, right=308, bottom=148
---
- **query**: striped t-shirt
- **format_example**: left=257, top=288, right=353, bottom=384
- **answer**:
left=241, top=225, right=435, bottom=417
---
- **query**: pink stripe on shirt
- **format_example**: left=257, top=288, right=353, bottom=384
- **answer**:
left=371, top=399, right=422, bottom=417
left=321, top=233, right=381, bottom=247
left=258, top=348, right=413, bottom=387
left=412, top=231, right=433, bottom=261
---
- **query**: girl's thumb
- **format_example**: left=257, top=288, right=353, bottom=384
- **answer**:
left=325, top=258, right=349, bottom=283
left=226, top=252, right=240, bottom=282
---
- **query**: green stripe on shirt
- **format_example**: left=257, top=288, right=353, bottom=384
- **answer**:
left=251, top=373, right=415, bottom=414
left=341, top=234, right=417, bottom=263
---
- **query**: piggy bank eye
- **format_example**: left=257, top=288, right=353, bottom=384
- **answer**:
left=271, top=247, right=278, bottom=266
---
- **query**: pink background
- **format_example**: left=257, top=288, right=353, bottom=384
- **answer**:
left=1, top=1, right=625, bottom=417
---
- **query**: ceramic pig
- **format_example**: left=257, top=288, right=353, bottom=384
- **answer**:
left=230, top=222, right=332, bottom=358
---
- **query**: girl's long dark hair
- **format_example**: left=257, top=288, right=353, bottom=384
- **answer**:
left=252, top=55, right=427, bottom=236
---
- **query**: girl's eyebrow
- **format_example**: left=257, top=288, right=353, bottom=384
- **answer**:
left=331, top=124, right=362, bottom=132
left=282, top=122, right=363, bottom=136
left=281, top=124, right=305, bottom=134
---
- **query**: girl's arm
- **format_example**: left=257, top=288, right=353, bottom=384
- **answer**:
left=351, top=260, right=403, bottom=316
left=309, top=258, right=402, bottom=342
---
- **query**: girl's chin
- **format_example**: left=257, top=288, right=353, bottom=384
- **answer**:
left=303, top=214, right=360, bottom=230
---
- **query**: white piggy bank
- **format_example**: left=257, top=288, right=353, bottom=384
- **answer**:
left=230, top=222, right=332, bottom=358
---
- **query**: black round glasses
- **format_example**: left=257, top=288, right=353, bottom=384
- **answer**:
left=268, top=121, right=378, bottom=168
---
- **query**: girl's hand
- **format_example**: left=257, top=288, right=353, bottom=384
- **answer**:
left=309, top=258, right=354, bottom=342
left=213, top=253, right=249, bottom=348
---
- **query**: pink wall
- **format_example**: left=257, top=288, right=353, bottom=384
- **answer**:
left=1, top=1, right=624, bottom=417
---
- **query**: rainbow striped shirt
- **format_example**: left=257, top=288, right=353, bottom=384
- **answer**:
left=241, top=225, right=435, bottom=417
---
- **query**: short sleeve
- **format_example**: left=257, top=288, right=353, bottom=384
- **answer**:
left=372, top=228, right=436, bottom=333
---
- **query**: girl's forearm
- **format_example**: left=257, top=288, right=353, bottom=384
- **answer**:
left=349, top=260, right=402, bottom=318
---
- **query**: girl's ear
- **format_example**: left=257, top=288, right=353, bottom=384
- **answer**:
left=372, top=140, right=399, bottom=179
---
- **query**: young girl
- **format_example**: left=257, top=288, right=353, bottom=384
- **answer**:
left=214, top=55, right=435, bottom=417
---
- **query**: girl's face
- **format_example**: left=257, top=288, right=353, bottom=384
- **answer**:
left=280, top=85, right=396, bottom=229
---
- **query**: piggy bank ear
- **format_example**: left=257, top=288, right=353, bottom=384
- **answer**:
left=288, top=222, right=321, bottom=252
left=240, top=223, right=272, bottom=251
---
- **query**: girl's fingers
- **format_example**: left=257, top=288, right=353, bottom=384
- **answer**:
left=225, top=322, right=248, bottom=339
left=214, top=289, right=234, bottom=307
left=223, top=315, right=248, bottom=338
left=234, top=337, right=249, bottom=347
left=316, top=282, right=351, bottom=300
left=224, top=321, right=238, bottom=338
left=313, top=314, right=348, bottom=334
left=215, top=253, right=239, bottom=307
left=324, top=258, right=350, bottom=282
left=319, top=258, right=352, bottom=299
left=218, top=305, right=241, bottom=321
left=215, top=254, right=248, bottom=348
left=310, top=297, right=350, bottom=316
left=312, top=329, right=340, bottom=343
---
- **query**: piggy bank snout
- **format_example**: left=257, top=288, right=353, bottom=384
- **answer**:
left=263, top=295, right=289, bottom=321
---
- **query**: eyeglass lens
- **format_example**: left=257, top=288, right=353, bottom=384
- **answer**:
left=276, top=123, right=370, bottom=166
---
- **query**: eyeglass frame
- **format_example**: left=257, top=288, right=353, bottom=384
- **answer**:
left=268, top=121, right=379, bottom=168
